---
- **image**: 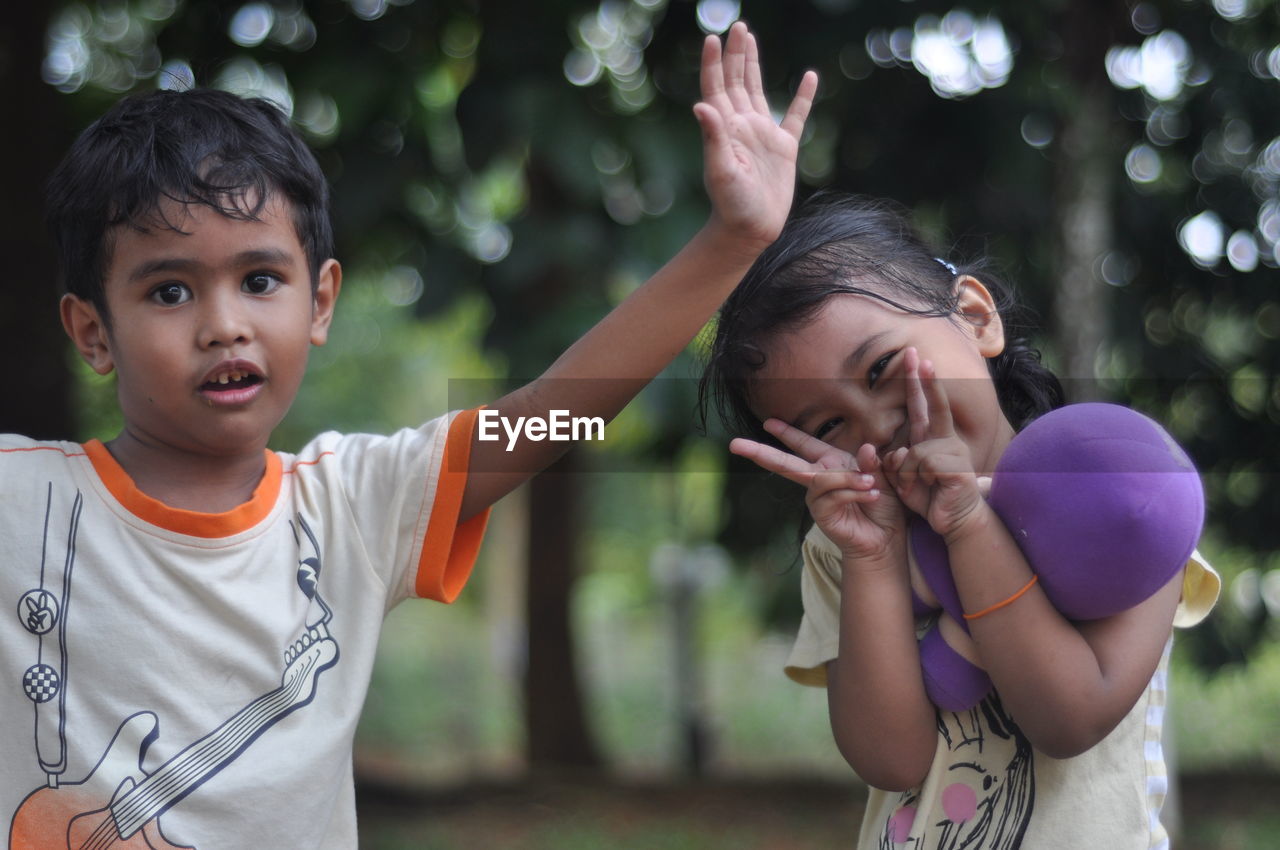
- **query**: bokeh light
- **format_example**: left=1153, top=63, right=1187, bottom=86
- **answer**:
left=1125, top=143, right=1163, bottom=184
left=1105, top=30, right=1193, bottom=102
left=866, top=10, right=1012, bottom=99
left=696, top=0, right=740, bottom=35
left=1178, top=210, right=1225, bottom=268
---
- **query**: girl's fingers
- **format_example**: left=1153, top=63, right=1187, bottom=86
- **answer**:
left=728, top=437, right=815, bottom=486
left=885, top=446, right=914, bottom=498
left=730, top=437, right=877, bottom=494
left=811, top=468, right=878, bottom=494
left=855, top=443, right=881, bottom=478
left=809, top=488, right=881, bottom=517
left=904, top=347, right=929, bottom=446
left=761, top=418, right=852, bottom=466
left=919, top=359, right=955, bottom=438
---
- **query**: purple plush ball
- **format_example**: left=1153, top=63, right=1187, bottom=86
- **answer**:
left=988, top=403, right=1203, bottom=620
left=911, top=403, right=1203, bottom=623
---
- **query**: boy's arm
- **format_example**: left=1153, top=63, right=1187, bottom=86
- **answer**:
left=459, top=23, right=817, bottom=521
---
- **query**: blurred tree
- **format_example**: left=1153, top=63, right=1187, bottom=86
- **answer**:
left=0, top=1, right=75, bottom=438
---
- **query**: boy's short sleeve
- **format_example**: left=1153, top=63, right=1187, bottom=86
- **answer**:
left=290, top=409, right=489, bottom=608
left=784, top=525, right=845, bottom=688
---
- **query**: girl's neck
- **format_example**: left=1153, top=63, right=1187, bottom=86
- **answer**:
left=984, top=416, right=1018, bottom=474
left=104, top=431, right=268, bottom=513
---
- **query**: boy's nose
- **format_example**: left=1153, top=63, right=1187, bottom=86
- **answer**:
left=198, top=290, right=252, bottom=348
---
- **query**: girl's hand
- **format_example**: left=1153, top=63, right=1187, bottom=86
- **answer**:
left=730, top=420, right=905, bottom=564
left=882, top=348, right=987, bottom=542
left=693, top=22, right=818, bottom=252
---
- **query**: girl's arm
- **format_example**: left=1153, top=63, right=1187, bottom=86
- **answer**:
left=885, top=352, right=1182, bottom=757
left=942, top=504, right=1181, bottom=758
left=733, top=431, right=937, bottom=790
left=826, top=550, right=938, bottom=790
left=459, top=23, right=817, bottom=521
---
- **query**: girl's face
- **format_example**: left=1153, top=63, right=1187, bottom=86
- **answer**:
left=747, top=279, right=1016, bottom=475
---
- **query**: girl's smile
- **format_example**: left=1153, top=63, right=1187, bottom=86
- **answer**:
left=749, top=286, right=1014, bottom=476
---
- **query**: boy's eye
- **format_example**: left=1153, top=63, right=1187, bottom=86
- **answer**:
left=869, top=351, right=898, bottom=387
left=814, top=418, right=841, bottom=440
left=243, top=273, right=282, bottom=295
left=150, top=282, right=191, bottom=306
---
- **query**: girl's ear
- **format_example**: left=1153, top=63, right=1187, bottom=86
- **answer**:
left=60, top=294, right=115, bottom=375
left=953, top=275, right=1005, bottom=358
left=310, top=258, right=342, bottom=346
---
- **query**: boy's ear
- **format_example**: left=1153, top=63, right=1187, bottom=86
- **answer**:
left=953, top=275, right=1005, bottom=358
left=60, top=294, right=115, bottom=375
left=309, top=258, right=342, bottom=346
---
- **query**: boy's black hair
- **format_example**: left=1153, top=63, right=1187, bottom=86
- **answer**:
left=700, top=192, right=1065, bottom=442
left=45, top=88, right=333, bottom=320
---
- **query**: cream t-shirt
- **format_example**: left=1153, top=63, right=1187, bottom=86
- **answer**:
left=786, top=525, right=1220, bottom=850
left=2, top=410, right=488, bottom=849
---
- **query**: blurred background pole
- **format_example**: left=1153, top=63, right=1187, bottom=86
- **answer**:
left=652, top=540, right=728, bottom=777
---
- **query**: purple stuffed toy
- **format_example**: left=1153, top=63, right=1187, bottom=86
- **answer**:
left=909, top=402, right=1204, bottom=712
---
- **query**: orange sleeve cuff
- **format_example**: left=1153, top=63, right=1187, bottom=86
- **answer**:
left=414, top=408, right=491, bottom=603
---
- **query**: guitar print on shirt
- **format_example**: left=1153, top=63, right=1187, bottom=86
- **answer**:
left=8, top=513, right=340, bottom=850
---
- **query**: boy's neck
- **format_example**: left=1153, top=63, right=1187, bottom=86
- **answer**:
left=103, top=431, right=269, bottom=513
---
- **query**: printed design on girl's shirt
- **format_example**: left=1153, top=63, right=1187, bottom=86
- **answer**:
left=7, top=507, right=340, bottom=849
left=879, top=694, right=1034, bottom=849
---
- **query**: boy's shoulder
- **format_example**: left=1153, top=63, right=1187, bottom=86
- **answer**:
left=0, top=433, right=85, bottom=461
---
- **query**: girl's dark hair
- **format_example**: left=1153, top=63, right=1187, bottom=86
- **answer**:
left=45, top=88, right=333, bottom=319
left=700, top=193, right=1064, bottom=440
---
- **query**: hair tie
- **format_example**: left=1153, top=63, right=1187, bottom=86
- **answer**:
left=934, top=257, right=957, bottom=276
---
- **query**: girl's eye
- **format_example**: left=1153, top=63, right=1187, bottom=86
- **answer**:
left=150, top=282, right=191, bottom=306
left=814, top=418, right=841, bottom=440
left=869, top=351, right=898, bottom=387
left=243, top=273, right=282, bottom=295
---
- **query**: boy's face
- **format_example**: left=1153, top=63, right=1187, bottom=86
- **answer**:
left=62, top=195, right=340, bottom=459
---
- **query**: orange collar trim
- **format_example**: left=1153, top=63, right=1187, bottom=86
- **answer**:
left=82, top=440, right=283, bottom=539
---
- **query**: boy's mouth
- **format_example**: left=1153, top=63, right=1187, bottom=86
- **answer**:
left=198, top=361, right=265, bottom=405
left=201, top=369, right=262, bottom=392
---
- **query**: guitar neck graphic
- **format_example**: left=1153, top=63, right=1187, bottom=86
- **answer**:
left=110, top=626, right=338, bottom=838
left=9, top=624, right=338, bottom=850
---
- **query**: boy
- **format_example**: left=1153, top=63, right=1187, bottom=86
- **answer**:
left=2, top=23, right=816, bottom=848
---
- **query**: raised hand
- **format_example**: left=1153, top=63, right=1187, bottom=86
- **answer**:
left=693, top=22, right=818, bottom=250
left=729, top=419, right=904, bottom=564
left=882, top=348, right=987, bottom=541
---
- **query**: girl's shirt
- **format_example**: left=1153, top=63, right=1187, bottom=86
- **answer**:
left=787, top=525, right=1220, bottom=850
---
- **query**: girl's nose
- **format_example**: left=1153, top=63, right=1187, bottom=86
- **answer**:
left=862, top=406, right=906, bottom=455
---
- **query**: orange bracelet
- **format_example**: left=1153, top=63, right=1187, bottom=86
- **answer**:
left=962, top=574, right=1040, bottom=621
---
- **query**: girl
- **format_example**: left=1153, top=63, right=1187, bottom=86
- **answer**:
left=702, top=194, right=1219, bottom=848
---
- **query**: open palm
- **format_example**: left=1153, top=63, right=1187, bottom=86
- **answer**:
left=693, top=23, right=818, bottom=250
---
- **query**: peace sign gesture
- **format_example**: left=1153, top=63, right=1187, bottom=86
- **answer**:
left=693, top=22, right=818, bottom=251
left=729, top=420, right=905, bottom=565
left=882, top=348, right=987, bottom=542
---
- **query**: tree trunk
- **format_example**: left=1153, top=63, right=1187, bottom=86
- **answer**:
left=0, top=1, right=75, bottom=438
left=1051, top=1, right=1125, bottom=401
left=523, top=450, right=602, bottom=771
